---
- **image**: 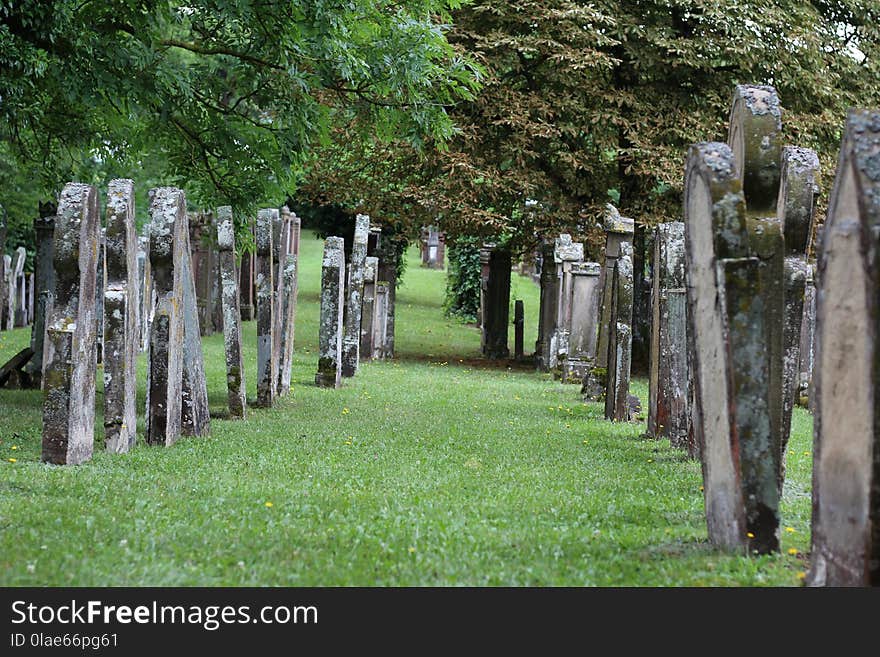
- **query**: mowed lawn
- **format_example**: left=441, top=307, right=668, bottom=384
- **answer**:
left=0, top=231, right=812, bottom=586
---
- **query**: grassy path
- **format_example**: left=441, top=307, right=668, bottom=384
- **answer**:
left=0, top=232, right=812, bottom=585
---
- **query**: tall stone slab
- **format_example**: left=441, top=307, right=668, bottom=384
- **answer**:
left=376, top=237, right=400, bottom=359
left=216, top=207, right=247, bottom=418
left=684, top=141, right=778, bottom=554
left=604, top=244, right=634, bottom=421
left=277, top=253, right=298, bottom=394
left=102, top=180, right=139, bottom=453
left=41, top=183, right=99, bottom=465
left=10, top=247, right=25, bottom=328
left=797, top=265, right=816, bottom=407
left=728, top=85, right=786, bottom=500
left=3, top=254, right=11, bottom=331
left=0, top=206, right=6, bottom=331
left=534, top=238, right=559, bottom=371
left=137, top=234, right=152, bottom=353
left=255, top=209, right=277, bottom=407
left=315, top=236, right=345, bottom=388
left=647, top=222, right=691, bottom=452
left=777, top=146, right=820, bottom=489
left=514, top=299, right=525, bottom=360
left=596, top=206, right=634, bottom=370
left=270, top=209, right=288, bottom=395
left=373, top=281, right=390, bottom=360
left=342, top=214, right=370, bottom=377
left=360, top=256, right=378, bottom=360
left=481, top=244, right=512, bottom=360
left=554, top=235, right=584, bottom=374
left=562, top=262, right=601, bottom=384
left=94, top=231, right=106, bottom=361
left=23, top=206, right=56, bottom=387
left=146, top=187, right=209, bottom=445
left=809, top=109, right=880, bottom=587
left=239, top=219, right=255, bottom=321
left=190, top=211, right=216, bottom=336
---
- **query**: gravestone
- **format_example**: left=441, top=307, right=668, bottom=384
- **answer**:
left=373, top=281, right=390, bottom=360
left=277, top=253, right=298, bottom=395
left=777, top=146, right=820, bottom=489
left=22, top=205, right=56, bottom=387
left=137, top=234, right=151, bottom=352
left=604, top=244, right=634, bottom=421
left=239, top=220, right=255, bottom=321
left=684, top=140, right=778, bottom=554
left=11, top=247, right=25, bottom=328
left=797, top=265, right=816, bottom=407
left=808, top=109, right=880, bottom=587
left=562, top=262, right=601, bottom=384
left=360, top=256, right=379, bottom=360
left=535, top=238, right=559, bottom=371
left=0, top=206, right=5, bottom=330
left=103, top=179, right=139, bottom=453
left=146, top=187, right=210, bottom=445
left=217, top=206, right=247, bottom=418
left=2, top=254, right=10, bottom=331
left=41, top=183, right=100, bottom=465
left=647, top=222, right=691, bottom=452
left=270, top=210, right=288, bottom=394
left=596, top=206, right=635, bottom=371
left=420, top=226, right=445, bottom=268
left=342, top=214, right=370, bottom=377
left=95, top=231, right=106, bottom=362
left=514, top=299, right=524, bottom=360
left=481, top=243, right=512, bottom=360
left=554, top=235, right=584, bottom=375
left=190, top=211, right=216, bottom=336
left=315, top=236, right=345, bottom=388
left=255, top=209, right=277, bottom=407
left=376, top=237, right=400, bottom=358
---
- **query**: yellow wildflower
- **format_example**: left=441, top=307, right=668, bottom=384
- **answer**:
left=788, top=548, right=798, bottom=556
left=264, top=501, right=274, bottom=508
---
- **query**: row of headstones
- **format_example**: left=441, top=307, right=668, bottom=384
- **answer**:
left=636, top=84, right=877, bottom=586
left=0, top=248, right=34, bottom=331
left=315, top=216, right=396, bottom=387
left=38, top=180, right=307, bottom=467
left=533, top=212, right=638, bottom=423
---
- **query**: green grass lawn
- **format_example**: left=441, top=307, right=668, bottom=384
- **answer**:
left=0, top=232, right=812, bottom=586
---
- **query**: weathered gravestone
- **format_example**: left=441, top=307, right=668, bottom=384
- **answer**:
left=216, top=206, right=247, bottom=418
left=373, top=281, right=390, bottom=359
left=2, top=254, right=11, bottom=331
left=684, top=140, right=778, bottom=554
left=94, top=231, right=106, bottom=361
left=146, top=187, right=210, bottom=446
left=777, top=146, right=820, bottom=487
left=596, top=206, right=635, bottom=372
left=277, top=206, right=299, bottom=394
left=534, top=238, right=559, bottom=372
left=647, top=222, right=691, bottom=452
left=797, top=264, right=816, bottom=408
left=103, top=179, right=139, bottom=453
left=420, top=226, right=445, bottom=268
left=255, top=209, right=277, bottom=407
left=375, top=236, right=400, bottom=359
left=554, top=235, right=584, bottom=377
left=270, top=210, right=288, bottom=395
left=604, top=243, right=634, bottom=421
left=480, top=243, right=512, bottom=360
left=360, top=256, right=379, bottom=361
left=561, top=262, right=601, bottom=384
left=41, top=183, right=100, bottom=465
left=137, top=234, right=152, bottom=352
left=190, top=210, right=216, bottom=336
left=23, top=206, right=56, bottom=387
left=514, top=299, right=525, bottom=361
left=315, top=236, right=345, bottom=388
left=10, top=247, right=25, bottom=328
left=808, top=109, right=880, bottom=587
left=342, top=214, right=370, bottom=377
left=239, top=220, right=255, bottom=321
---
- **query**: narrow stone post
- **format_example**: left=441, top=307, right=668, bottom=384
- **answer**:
left=95, top=231, right=105, bottom=362
left=137, top=233, right=152, bottom=353
left=277, top=253, right=298, bottom=394
left=514, top=299, right=524, bottom=360
left=373, top=281, right=390, bottom=359
left=797, top=265, right=816, bottom=408
left=190, top=210, right=216, bottom=336
left=360, top=256, right=379, bottom=360
left=376, top=237, right=399, bottom=358
left=562, top=262, right=601, bottom=384
left=239, top=220, right=255, bottom=321
left=481, top=244, right=512, bottom=360
left=342, top=214, right=370, bottom=377
left=596, top=206, right=634, bottom=370
left=604, top=244, right=634, bottom=421
left=0, top=206, right=6, bottom=331
left=534, top=239, right=559, bottom=371
left=41, top=183, right=100, bottom=465
left=647, top=222, right=690, bottom=451
left=255, top=209, right=276, bottom=407
left=808, top=109, right=880, bottom=587
left=103, top=179, right=139, bottom=453
left=217, top=206, right=247, bottom=418
left=316, top=236, right=345, bottom=387
left=23, top=205, right=56, bottom=387
left=2, top=254, right=10, bottom=331
left=11, top=247, right=25, bottom=328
